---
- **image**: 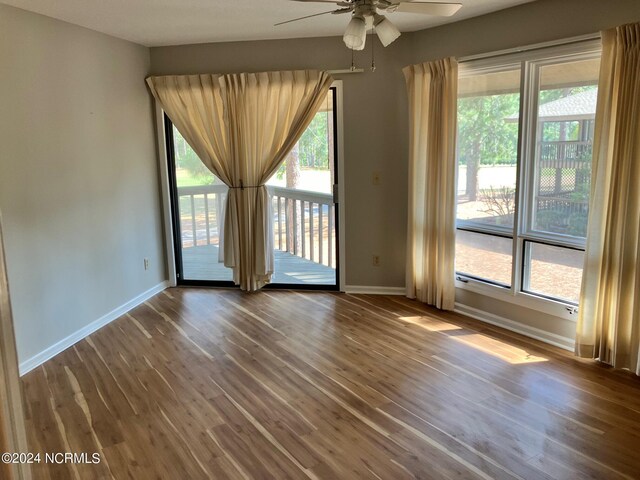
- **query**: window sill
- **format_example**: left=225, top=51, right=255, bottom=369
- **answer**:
left=455, top=276, right=579, bottom=322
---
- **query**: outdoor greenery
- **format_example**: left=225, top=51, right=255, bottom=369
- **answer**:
left=457, top=86, right=596, bottom=167
left=275, top=110, right=330, bottom=180
left=542, top=120, right=581, bottom=142
left=173, top=110, right=331, bottom=187
left=299, top=111, right=330, bottom=169
left=457, top=93, right=520, bottom=167
left=461, top=86, right=597, bottom=236
left=173, top=126, right=216, bottom=187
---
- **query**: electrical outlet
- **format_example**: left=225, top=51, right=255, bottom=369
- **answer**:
left=372, top=255, right=380, bottom=267
left=372, top=172, right=381, bottom=186
left=144, top=258, right=150, bottom=270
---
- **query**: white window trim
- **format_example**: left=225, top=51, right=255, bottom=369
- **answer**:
left=455, top=276, right=579, bottom=319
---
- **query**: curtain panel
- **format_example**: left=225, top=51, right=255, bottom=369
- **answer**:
left=576, top=23, right=640, bottom=375
left=147, top=71, right=333, bottom=291
left=403, top=58, right=458, bottom=310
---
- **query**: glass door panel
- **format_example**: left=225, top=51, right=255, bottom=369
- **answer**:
left=166, top=87, right=339, bottom=289
left=169, top=124, right=232, bottom=283
left=267, top=88, right=338, bottom=287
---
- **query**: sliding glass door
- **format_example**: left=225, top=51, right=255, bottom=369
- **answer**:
left=165, top=87, right=339, bottom=289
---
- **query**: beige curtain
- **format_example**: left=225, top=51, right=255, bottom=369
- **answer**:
left=147, top=71, right=332, bottom=291
left=403, top=58, right=458, bottom=310
left=576, top=23, right=640, bottom=375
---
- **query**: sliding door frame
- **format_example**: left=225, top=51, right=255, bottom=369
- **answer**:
left=153, top=80, right=346, bottom=291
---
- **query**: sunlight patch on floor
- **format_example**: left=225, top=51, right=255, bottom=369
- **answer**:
left=398, top=316, right=463, bottom=332
left=398, top=316, right=548, bottom=364
left=452, top=333, right=548, bottom=364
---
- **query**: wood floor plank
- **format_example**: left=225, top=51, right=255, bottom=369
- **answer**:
left=21, top=287, right=640, bottom=479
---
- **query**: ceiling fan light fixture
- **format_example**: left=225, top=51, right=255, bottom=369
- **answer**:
left=373, top=13, right=400, bottom=47
left=343, top=14, right=366, bottom=50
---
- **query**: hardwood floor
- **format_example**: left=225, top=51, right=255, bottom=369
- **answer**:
left=21, top=288, right=640, bottom=479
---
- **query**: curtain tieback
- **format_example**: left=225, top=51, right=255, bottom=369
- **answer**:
left=229, top=180, right=265, bottom=191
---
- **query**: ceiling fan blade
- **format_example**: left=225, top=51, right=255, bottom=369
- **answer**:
left=290, top=0, right=351, bottom=4
left=393, top=2, right=462, bottom=16
left=275, top=9, right=343, bottom=26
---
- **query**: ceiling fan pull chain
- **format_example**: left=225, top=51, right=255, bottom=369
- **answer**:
left=350, top=47, right=356, bottom=71
left=371, top=28, right=376, bottom=72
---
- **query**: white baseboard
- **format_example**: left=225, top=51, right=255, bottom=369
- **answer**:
left=455, top=302, right=575, bottom=351
left=19, top=281, right=169, bottom=376
left=344, top=285, right=405, bottom=295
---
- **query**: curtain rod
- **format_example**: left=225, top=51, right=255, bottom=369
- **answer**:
left=327, top=68, right=365, bottom=74
left=458, top=33, right=601, bottom=63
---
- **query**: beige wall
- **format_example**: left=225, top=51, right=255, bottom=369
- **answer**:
left=150, top=0, right=640, bottom=342
left=0, top=5, right=166, bottom=366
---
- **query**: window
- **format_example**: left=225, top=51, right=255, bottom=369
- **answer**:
left=456, top=65, right=521, bottom=287
left=455, top=41, right=601, bottom=306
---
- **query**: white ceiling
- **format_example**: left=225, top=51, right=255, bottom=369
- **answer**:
left=1, top=0, right=538, bottom=47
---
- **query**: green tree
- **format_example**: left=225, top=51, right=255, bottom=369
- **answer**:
left=173, top=126, right=216, bottom=185
left=457, top=85, right=596, bottom=200
left=298, top=112, right=329, bottom=169
left=276, top=109, right=330, bottom=180
left=457, top=93, right=519, bottom=199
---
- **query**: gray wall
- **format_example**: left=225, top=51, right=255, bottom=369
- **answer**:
left=150, top=0, right=640, bottom=342
left=408, top=0, right=640, bottom=64
left=406, top=0, right=640, bottom=341
left=0, top=5, right=166, bottom=364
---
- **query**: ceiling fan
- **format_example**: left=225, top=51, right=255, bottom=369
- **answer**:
left=276, top=0, right=462, bottom=50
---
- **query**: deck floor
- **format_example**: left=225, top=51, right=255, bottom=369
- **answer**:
left=181, top=244, right=336, bottom=285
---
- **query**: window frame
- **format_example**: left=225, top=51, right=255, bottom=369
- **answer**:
left=520, top=240, right=586, bottom=304
left=455, top=39, right=601, bottom=317
left=520, top=51, right=601, bottom=251
left=456, top=61, right=522, bottom=239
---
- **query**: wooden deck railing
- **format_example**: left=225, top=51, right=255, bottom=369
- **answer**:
left=270, top=186, right=335, bottom=268
left=177, top=184, right=336, bottom=268
left=177, top=184, right=227, bottom=249
left=539, top=140, right=592, bottom=169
